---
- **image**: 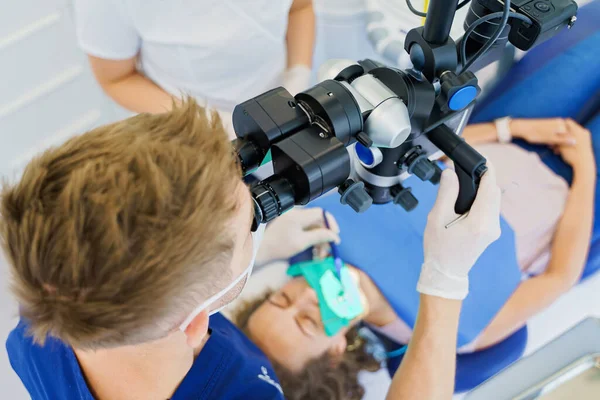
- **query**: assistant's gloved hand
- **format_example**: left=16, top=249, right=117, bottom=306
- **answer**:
left=283, top=65, right=313, bottom=96
left=255, top=207, right=340, bottom=267
left=417, top=164, right=502, bottom=300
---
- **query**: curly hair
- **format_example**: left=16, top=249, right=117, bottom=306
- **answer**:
left=233, top=292, right=381, bottom=400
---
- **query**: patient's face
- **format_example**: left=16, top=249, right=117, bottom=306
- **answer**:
left=247, top=277, right=348, bottom=372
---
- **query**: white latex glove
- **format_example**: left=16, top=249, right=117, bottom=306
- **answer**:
left=255, top=207, right=340, bottom=266
left=417, top=164, right=502, bottom=300
left=283, top=65, right=313, bottom=96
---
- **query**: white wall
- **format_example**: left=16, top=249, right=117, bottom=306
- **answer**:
left=0, top=2, right=130, bottom=180
left=0, top=1, right=129, bottom=397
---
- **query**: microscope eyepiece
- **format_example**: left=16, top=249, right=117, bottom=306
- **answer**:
left=233, top=138, right=264, bottom=176
left=249, top=176, right=295, bottom=231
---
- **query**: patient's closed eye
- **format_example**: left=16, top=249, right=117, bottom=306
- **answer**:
left=269, top=291, right=291, bottom=308
left=296, top=314, right=319, bottom=337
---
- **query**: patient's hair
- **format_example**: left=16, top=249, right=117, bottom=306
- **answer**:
left=234, top=292, right=381, bottom=400
left=0, top=98, right=241, bottom=350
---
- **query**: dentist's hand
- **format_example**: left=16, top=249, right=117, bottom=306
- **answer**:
left=417, top=164, right=502, bottom=300
left=255, top=208, right=340, bottom=266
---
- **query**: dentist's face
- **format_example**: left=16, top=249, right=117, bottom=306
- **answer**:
left=246, top=277, right=349, bottom=373
left=207, top=181, right=257, bottom=312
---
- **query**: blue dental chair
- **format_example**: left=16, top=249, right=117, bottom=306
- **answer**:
left=401, top=1, right=600, bottom=390
left=383, top=325, right=529, bottom=394
left=397, top=0, right=600, bottom=390
left=290, top=186, right=527, bottom=394
left=472, top=0, right=600, bottom=282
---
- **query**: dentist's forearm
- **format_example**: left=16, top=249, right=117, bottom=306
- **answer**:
left=287, top=0, right=315, bottom=68
left=386, top=295, right=461, bottom=400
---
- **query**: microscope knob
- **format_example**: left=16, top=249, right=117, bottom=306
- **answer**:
left=439, top=71, right=480, bottom=112
left=339, top=179, right=373, bottom=213
left=429, top=163, right=443, bottom=185
left=408, top=156, right=436, bottom=182
left=391, top=185, right=418, bottom=212
left=356, top=132, right=373, bottom=148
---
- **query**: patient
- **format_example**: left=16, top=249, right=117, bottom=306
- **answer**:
left=233, top=117, right=597, bottom=399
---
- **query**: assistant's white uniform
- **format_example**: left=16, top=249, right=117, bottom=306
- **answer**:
left=75, top=0, right=294, bottom=120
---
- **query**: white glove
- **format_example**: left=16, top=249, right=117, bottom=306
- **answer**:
left=255, top=207, right=341, bottom=266
left=283, top=65, right=313, bottom=96
left=417, top=164, right=502, bottom=300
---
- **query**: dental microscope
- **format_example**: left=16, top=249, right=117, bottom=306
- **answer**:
left=232, top=0, right=579, bottom=231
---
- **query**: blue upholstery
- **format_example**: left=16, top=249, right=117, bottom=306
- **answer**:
left=472, top=0, right=600, bottom=281
left=292, top=236, right=527, bottom=393
left=293, top=239, right=529, bottom=393
left=472, top=1, right=600, bottom=123
left=290, top=186, right=525, bottom=393
left=297, top=184, right=522, bottom=348
left=382, top=326, right=528, bottom=394
left=582, top=113, right=600, bottom=280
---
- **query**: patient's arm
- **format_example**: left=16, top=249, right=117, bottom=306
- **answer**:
left=460, top=122, right=500, bottom=145
left=462, top=119, right=574, bottom=146
left=386, top=295, right=462, bottom=400
left=475, top=121, right=596, bottom=350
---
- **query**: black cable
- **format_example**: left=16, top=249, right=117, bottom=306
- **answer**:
left=458, top=0, right=472, bottom=10
left=406, top=0, right=472, bottom=18
left=405, top=0, right=427, bottom=17
left=460, top=11, right=532, bottom=68
left=460, top=0, right=512, bottom=73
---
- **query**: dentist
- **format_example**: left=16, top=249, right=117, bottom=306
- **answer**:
left=4, top=100, right=501, bottom=399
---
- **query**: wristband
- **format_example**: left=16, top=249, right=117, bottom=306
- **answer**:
left=495, top=117, right=513, bottom=144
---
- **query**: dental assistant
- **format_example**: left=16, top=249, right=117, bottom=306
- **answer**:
left=73, top=0, right=316, bottom=134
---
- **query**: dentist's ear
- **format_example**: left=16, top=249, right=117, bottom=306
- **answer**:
left=184, top=310, right=210, bottom=348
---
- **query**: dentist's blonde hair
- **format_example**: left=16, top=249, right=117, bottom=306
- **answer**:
left=1, top=98, right=241, bottom=349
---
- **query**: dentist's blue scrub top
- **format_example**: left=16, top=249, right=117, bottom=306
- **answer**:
left=6, top=313, right=284, bottom=400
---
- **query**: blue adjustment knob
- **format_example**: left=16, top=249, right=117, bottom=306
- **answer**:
left=448, top=86, right=478, bottom=111
left=355, top=143, right=383, bottom=168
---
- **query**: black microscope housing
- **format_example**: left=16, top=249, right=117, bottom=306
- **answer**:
left=232, top=0, right=578, bottom=231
